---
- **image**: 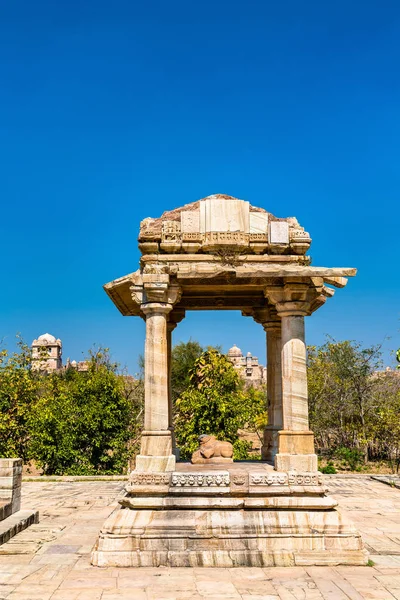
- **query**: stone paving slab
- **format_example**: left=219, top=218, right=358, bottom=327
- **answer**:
left=0, top=477, right=400, bottom=598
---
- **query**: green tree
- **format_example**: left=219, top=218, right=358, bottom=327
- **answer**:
left=308, top=338, right=383, bottom=462
left=370, top=370, right=400, bottom=472
left=28, top=348, right=143, bottom=475
left=174, top=349, right=267, bottom=460
left=170, top=340, right=205, bottom=403
left=0, top=337, right=39, bottom=461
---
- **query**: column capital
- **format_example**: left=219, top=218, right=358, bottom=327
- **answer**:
left=141, top=302, right=173, bottom=316
left=265, top=280, right=312, bottom=317
left=130, top=269, right=182, bottom=306
left=275, top=301, right=310, bottom=317
left=242, top=307, right=281, bottom=331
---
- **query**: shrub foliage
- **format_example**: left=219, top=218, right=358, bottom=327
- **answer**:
left=0, top=341, right=143, bottom=475
left=174, top=348, right=267, bottom=460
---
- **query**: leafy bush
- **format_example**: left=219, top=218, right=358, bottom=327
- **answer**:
left=174, top=349, right=267, bottom=460
left=0, top=338, right=39, bottom=461
left=320, top=461, right=337, bottom=474
left=336, top=447, right=364, bottom=471
left=28, top=349, right=142, bottom=475
left=0, top=340, right=144, bottom=475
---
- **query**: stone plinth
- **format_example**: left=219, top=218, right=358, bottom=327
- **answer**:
left=91, top=463, right=367, bottom=568
left=0, top=459, right=39, bottom=546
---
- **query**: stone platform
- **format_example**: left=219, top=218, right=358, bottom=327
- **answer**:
left=91, top=463, right=367, bottom=568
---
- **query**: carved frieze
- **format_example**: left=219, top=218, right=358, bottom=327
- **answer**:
left=290, top=229, right=311, bottom=242
left=126, top=471, right=323, bottom=488
left=288, top=472, right=323, bottom=486
left=250, top=473, right=288, bottom=486
left=204, top=232, right=249, bottom=246
left=129, top=473, right=170, bottom=485
left=162, top=221, right=181, bottom=243
left=171, top=473, right=230, bottom=487
left=182, top=232, right=203, bottom=243
left=249, top=234, right=268, bottom=242
left=231, top=474, right=247, bottom=486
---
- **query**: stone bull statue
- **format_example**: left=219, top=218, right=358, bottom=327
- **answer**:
left=191, top=434, right=233, bottom=464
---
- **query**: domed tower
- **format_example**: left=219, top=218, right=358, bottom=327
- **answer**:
left=31, top=333, right=62, bottom=372
left=227, top=344, right=243, bottom=366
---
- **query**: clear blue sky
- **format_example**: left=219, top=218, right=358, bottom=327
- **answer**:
left=1, top=0, right=399, bottom=373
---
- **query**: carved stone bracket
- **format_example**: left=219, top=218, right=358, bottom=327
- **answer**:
left=130, top=270, right=182, bottom=308
left=168, top=309, right=186, bottom=332
left=244, top=307, right=281, bottom=332
left=264, top=278, right=337, bottom=317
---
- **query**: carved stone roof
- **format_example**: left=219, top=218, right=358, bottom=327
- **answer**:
left=138, top=194, right=311, bottom=257
left=103, top=193, right=356, bottom=319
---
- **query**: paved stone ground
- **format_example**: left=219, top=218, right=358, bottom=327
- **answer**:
left=1, top=476, right=400, bottom=599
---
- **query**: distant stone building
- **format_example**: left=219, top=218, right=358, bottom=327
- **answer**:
left=31, top=333, right=88, bottom=373
left=227, top=344, right=266, bottom=387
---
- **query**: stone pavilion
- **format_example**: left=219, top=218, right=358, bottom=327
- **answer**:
left=92, top=194, right=367, bottom=567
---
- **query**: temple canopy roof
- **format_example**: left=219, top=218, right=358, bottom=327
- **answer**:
left=104, top=194, right=356, bottom=318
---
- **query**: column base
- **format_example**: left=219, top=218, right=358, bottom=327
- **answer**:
left=135, top=455, right=176, bottom=472
left=261, top=426, right=280, bottom=462
left=275, top=454, right=318, bottom=472
left=274, top=430, right=317, bottom=472
left=140, top=430, right=173, bottom=456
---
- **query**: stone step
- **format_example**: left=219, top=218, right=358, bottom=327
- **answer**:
left=0, top=509, right=39, bottom=546
left=0, top=500, right=12, bottom=522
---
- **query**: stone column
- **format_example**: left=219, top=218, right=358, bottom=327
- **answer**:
left=167, top=323, right=174, bottom=441
left=261, top=319, right=282, bottom=461
left=274, top=301, right=317, bottom=472
left=135, top=302, right=176, bottom=472
left=167, top=309, right=185, bottom=459
left=246, top=307, right=283, bottom=463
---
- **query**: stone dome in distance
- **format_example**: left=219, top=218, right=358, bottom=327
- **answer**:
left=227, top=344, right=243, bottom=358
left=37, top=333, right=57, bottom=344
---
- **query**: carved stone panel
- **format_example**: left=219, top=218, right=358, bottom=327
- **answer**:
left=269, top=221, right=289, bottom=244
left=250, top=212, right=268, bottom=234
left=162, top=221, right=181, bottom=242
left=181, top=211, right=200, bottom=233
left=200, top=197, right=250, bottom=233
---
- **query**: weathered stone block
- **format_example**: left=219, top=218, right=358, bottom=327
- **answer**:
left=269, top=221, right=289, bottom=244
left=250, top=212, right=268, bottom=234
left=200, top=197, right=250, bottom=233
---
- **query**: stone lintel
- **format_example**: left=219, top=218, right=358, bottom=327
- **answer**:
left=141, top=254, right=312, bottom=264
